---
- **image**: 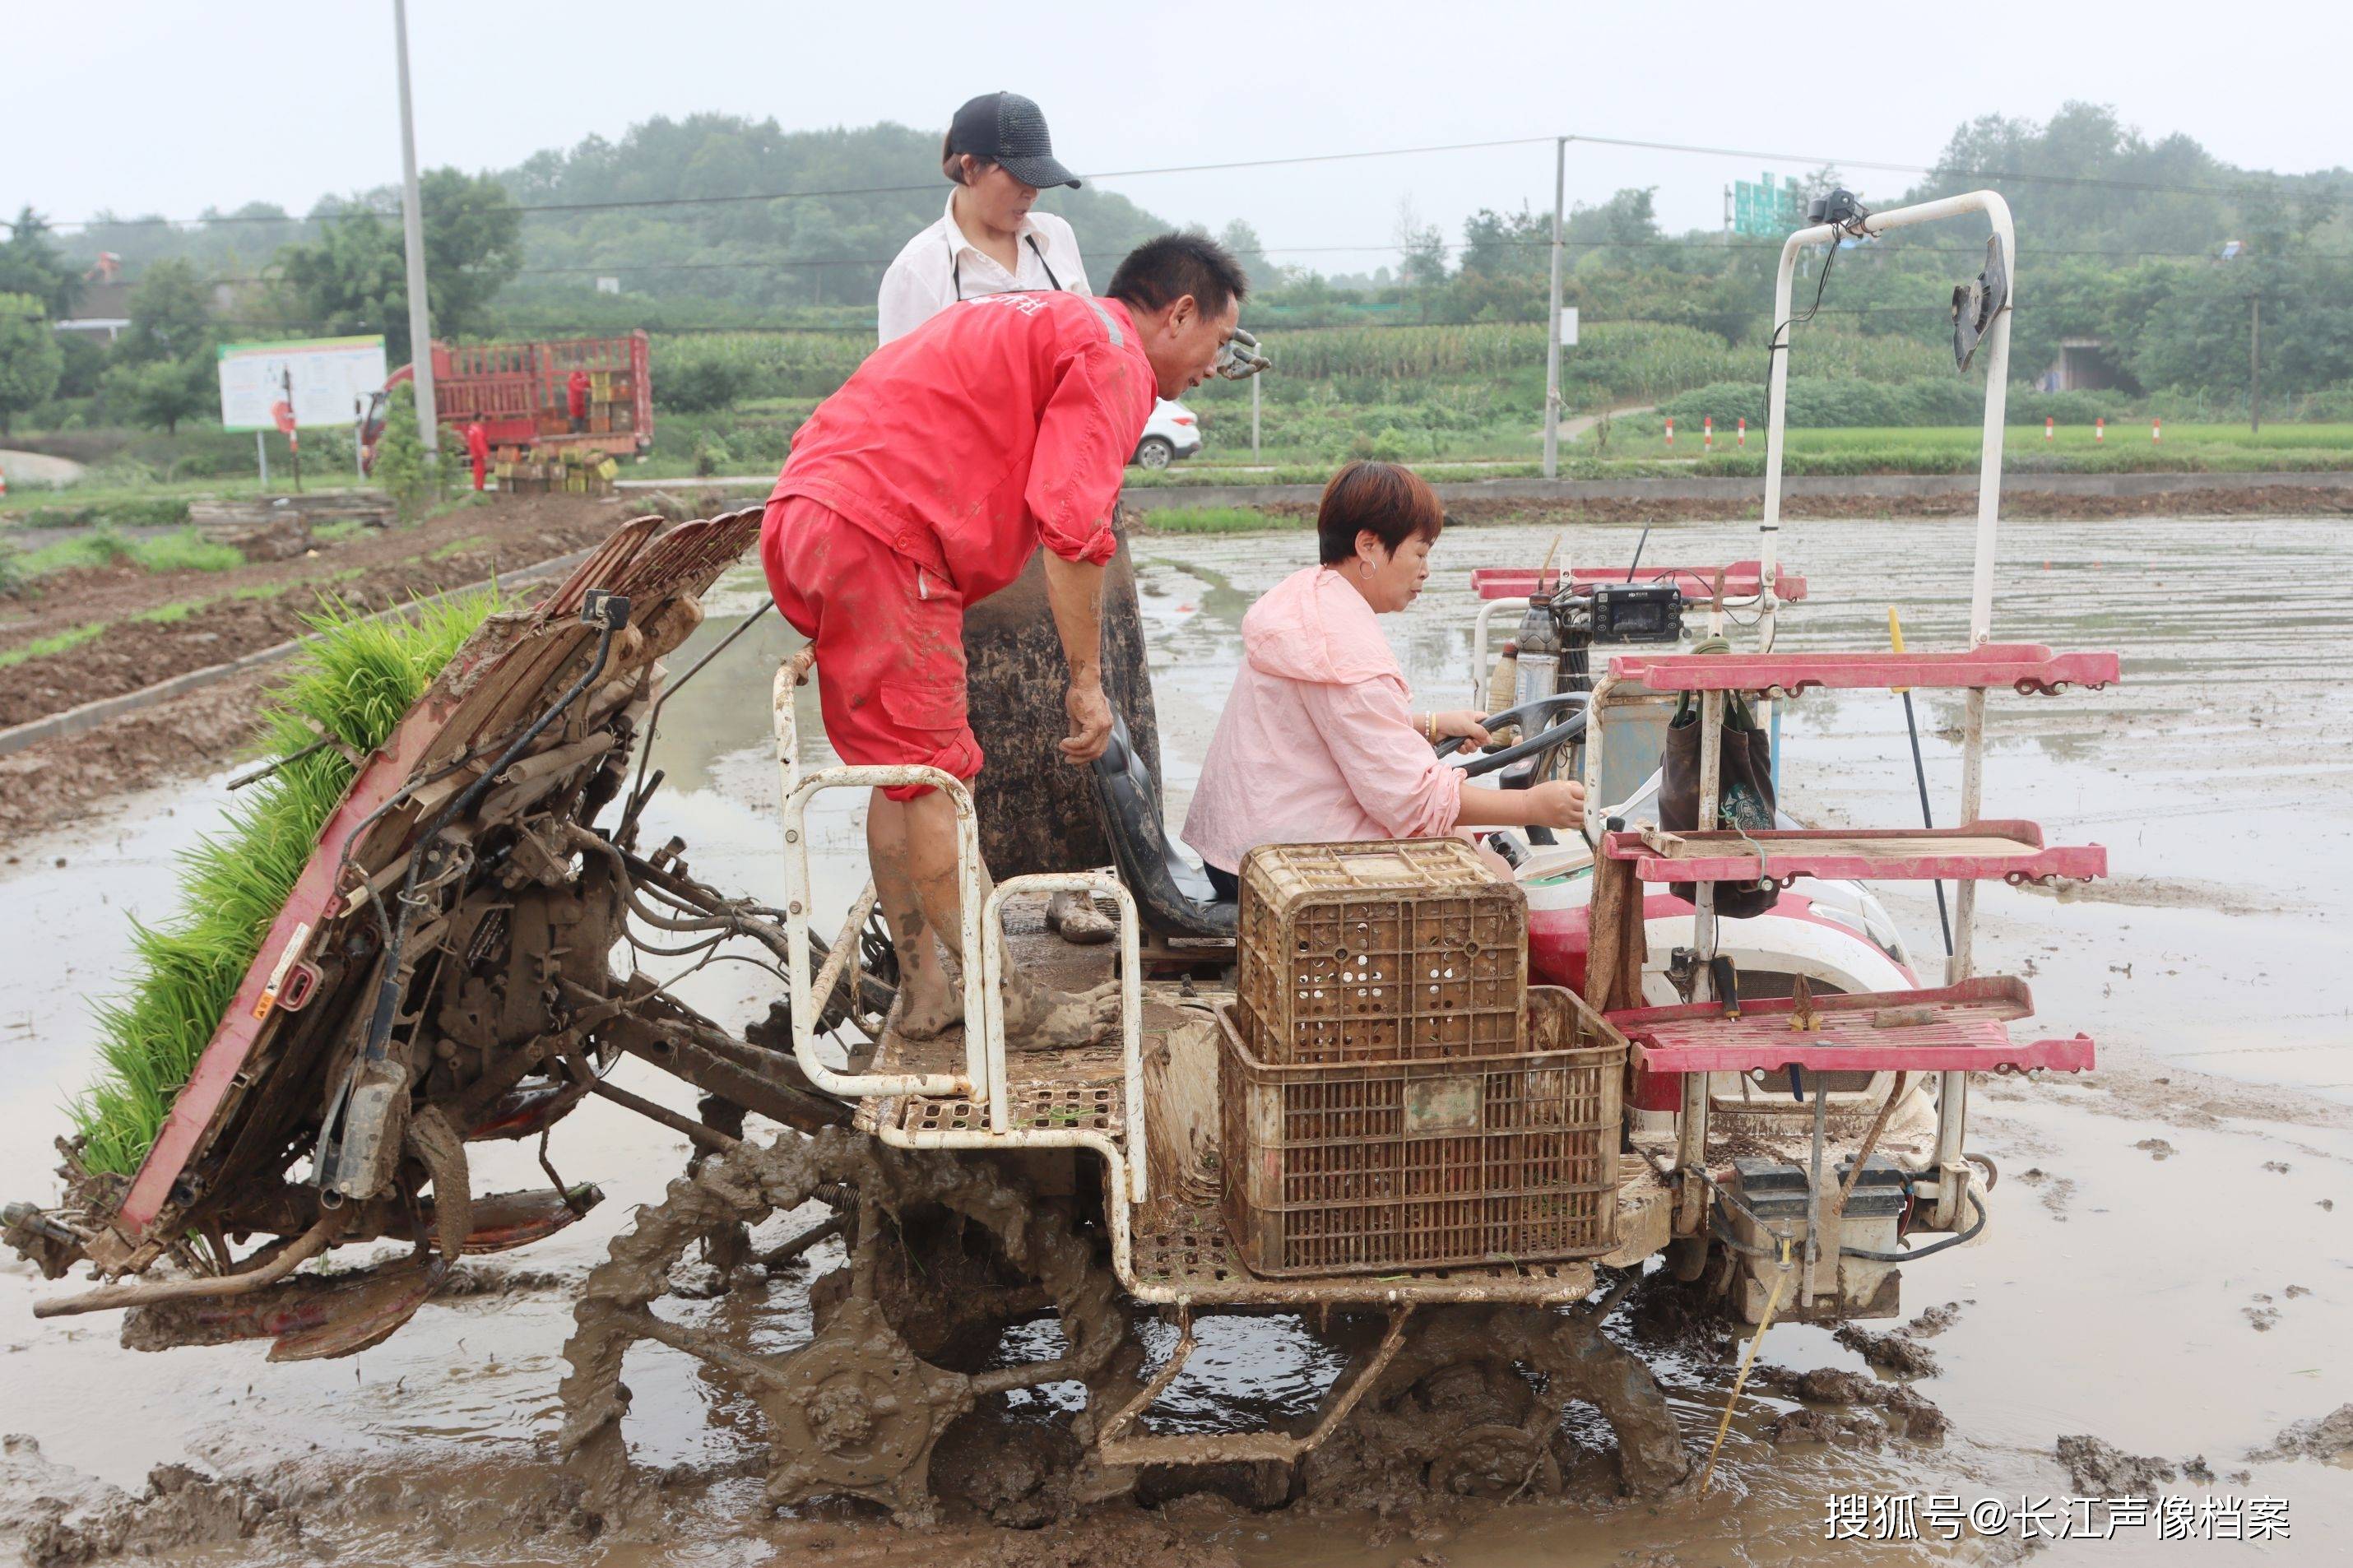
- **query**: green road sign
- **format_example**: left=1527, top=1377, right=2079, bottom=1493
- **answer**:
left=1732, top=172, right=1803, bottom=237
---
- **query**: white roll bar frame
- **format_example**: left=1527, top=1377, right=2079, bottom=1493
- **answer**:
left=770, top=660, right=1149, bottom=1209
left=1757, top=189, right=2016, bottom=1226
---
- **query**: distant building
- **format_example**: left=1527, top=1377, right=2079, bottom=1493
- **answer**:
left=2039, top=337, right=2130, bottom=393
left=54, top=276, right=132, bottom=341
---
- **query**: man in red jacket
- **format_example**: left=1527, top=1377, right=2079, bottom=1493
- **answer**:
left=761, top=232, right=1246, bottom=1047
left=566, top=368, right=590, bottom=432
left=463, top=420, right=490, bottom=492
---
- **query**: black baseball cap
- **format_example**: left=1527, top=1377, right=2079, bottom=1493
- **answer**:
left=947, top=92, right=1080, bottom=190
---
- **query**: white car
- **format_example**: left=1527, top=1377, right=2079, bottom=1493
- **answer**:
left=1130, top=398, right=1201, bottom=470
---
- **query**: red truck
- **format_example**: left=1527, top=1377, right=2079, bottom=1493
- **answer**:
left=362, top=331, right=652, bottom=471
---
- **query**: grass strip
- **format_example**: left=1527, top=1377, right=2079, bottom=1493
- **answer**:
left=1139, top=506, right=1293, bottom=536
left=0, top=620, right=108, bottom=669
left=67, top=589, right=500, bottom=1177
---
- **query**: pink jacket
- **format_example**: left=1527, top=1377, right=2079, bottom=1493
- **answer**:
left=1183, top=565, right=1463, bottom=874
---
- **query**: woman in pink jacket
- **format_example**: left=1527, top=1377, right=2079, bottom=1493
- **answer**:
left=1182, top=462, right=1586, bottom=897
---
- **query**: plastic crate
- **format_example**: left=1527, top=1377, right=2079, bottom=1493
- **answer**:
left=1236, top=839, right=1525, bottom=1063
left=1217, top=987, right=1622, bottom=1278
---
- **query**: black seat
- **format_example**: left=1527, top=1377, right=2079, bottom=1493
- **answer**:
left=1089, top=716, right=1237, bottom=939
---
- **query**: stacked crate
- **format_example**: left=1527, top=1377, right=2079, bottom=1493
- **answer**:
left=583, top=372, right=635, bottom=437
left=1219, top=839, right=1622, bottom=1277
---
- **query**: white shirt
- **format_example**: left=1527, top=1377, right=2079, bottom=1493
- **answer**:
left=876, top=193, right=1090, bottom=345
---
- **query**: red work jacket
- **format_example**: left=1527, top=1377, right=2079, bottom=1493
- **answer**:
left=566, top=370, right=589, bottom=420
left=769, top=290, right=1153, bottom=605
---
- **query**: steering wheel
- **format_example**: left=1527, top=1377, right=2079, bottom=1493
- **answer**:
left=1436, top=693, right=1590, bottom=779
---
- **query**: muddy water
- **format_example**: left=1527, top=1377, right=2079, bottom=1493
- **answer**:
left=2, top=515, right=2349, bottom=1566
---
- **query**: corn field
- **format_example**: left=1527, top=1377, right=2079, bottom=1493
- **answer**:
left=652, top=331, right=871, bottom=403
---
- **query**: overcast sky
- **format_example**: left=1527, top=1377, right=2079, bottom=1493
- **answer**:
left=7, top=1, right=2337, bottom=262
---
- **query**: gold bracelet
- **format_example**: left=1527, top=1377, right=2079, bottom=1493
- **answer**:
left=1424, top=712, right=1437, bottom=742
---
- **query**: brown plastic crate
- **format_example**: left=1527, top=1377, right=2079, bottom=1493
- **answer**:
left=1236, top=839, right=1525, bottom=1064
left=1217, top=987, right=1622, bottom=1278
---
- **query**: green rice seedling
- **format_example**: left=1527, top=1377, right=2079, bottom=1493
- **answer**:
left=68, top=588, right=499, bottom=1177
left=0, top=619, right=109, bottom=668
left=128, top=529, right=244, bottom=574
left=16, top=527, right=130, bottom=577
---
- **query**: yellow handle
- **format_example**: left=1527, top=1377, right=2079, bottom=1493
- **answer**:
left=1887, top=606, right=1909, bottom=694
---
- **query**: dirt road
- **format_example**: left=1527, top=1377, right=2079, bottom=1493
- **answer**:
left=2, top=515, right=2348, bottom=1566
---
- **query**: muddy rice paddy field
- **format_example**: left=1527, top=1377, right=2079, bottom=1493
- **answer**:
left=2, top=510, right=2348, bottom=1566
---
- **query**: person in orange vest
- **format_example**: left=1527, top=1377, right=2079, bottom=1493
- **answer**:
left=566, top=369, right=590, bottom=433
left=464, top=420, right=490, bottom=492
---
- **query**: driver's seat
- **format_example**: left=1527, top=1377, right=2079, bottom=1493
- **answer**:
left=1089, top=716, right=1237, bottom=939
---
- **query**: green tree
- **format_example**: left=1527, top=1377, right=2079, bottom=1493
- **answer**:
left=0, top=292, right=63, bottom=434
left=274, top=169, right=523, bottom=360
left=1566, top=188, right=1659, bottom=250
left=116, top=257, right=216, bottom=364
left=103, top=354, right=212, bottom=435
left=1218, top=219, right=1272, bottom=292
left=370, top=382, right=439, bottom=522
left=1394, top=199, right=1449, bottom=290
left=100, top=259, right=220, bottom=436
left=0, top=209, right=81, bottom=318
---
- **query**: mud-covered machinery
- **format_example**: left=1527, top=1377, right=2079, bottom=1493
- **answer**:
left=5, top=189, right=2120, bottom=1529
left=2, top=503, right=1697, bottom=1525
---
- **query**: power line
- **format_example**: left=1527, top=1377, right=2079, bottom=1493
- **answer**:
left=190, top=230, right=2335, bottom=290
left=12, top=123, right=2338, bottom=235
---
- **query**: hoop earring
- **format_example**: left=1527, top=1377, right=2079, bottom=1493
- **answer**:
left=1360, top=561, right=1373, bottom=580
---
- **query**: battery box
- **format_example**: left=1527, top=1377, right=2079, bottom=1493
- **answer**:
left=1723, top=1154, right=1910, bottom=1323
left=1590, top=581, right=1683, bottom=643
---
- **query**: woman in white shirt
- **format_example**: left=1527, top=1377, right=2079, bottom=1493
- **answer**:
left=876, top=91, right=1091, bottom=345
left=875, top=91, right=1149, bottom=948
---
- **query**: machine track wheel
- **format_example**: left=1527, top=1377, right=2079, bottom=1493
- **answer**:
left=1306, top=1305, right=1692, bottom=1503
left=557, top=1125, right=1131, bottom=1525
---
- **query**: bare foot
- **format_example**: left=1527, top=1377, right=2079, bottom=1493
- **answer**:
left=893, top=975, right=966, bottom=1040
left=1045, top=891, right=1116, bottom=946
left=1005, top=978, right=1122, bottom=1051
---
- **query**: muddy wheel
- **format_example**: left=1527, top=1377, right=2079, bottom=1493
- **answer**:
left=558, top=1126, right=1133, bottom=1526
left=1303, top=1305, right=1691, bottom=1505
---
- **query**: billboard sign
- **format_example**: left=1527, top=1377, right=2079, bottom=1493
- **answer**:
left=217, top=336, right=388, bottom=432
left=1732, top=172, right=1803, bottom=238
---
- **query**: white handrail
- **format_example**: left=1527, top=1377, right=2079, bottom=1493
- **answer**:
left=980, top=871, right=1148, bottom=1201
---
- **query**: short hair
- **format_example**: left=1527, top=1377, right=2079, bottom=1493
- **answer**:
left=1316, top=462, right=1446, bottom=566
left=1106, top=232, right=1249, bottom=320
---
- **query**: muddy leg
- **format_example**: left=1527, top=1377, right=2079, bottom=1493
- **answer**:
left=886, top=788, right=1118, bottom=1049
left=868, top=788, right=962, bottom=1037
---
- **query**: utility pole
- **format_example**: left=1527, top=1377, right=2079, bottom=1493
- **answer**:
left=1543, top=137, right=1566, bottom=479
left=392, top=0, right=438, bottom=460
left=2249, top=294, right=2262, bottom=433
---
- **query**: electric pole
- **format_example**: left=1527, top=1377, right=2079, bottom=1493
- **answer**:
left=2249, top=294, right=2262, bottom=434
left=392, top=0, right=438, bottom=459
left=1543, top=137, right=1566, bottom=479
